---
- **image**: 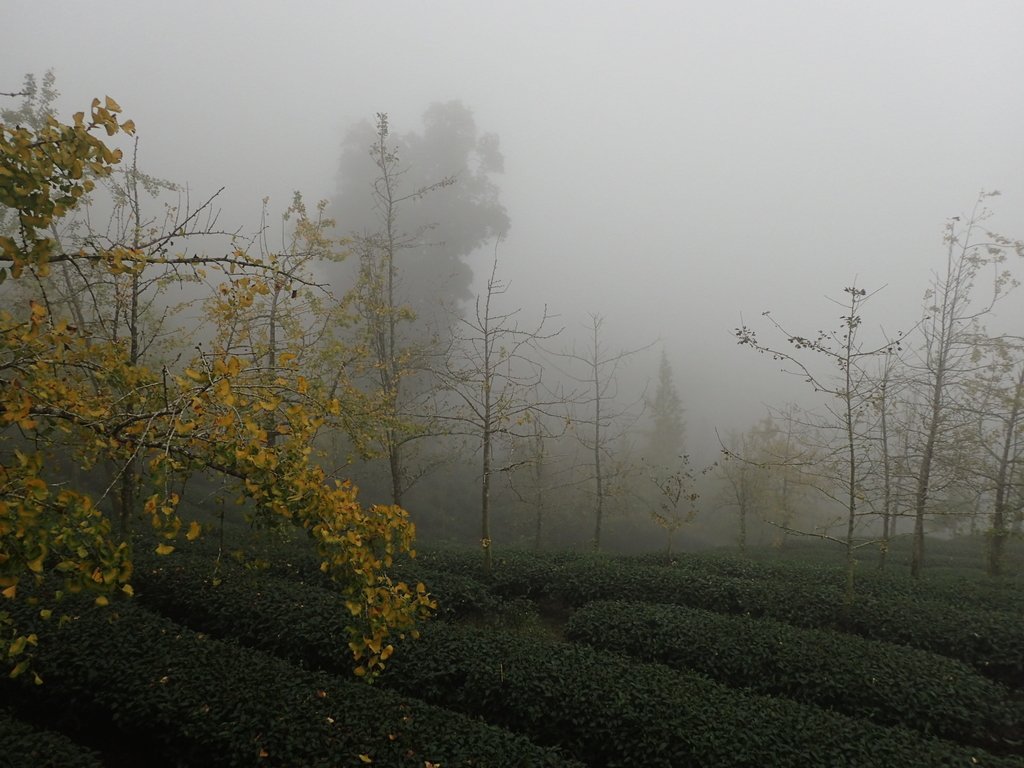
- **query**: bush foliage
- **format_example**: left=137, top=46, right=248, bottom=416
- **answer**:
left=567, top=600, right=1023, bottom=749
left=3, top=597, right=580, bottom=767
left=424, top=548, right=1024, bottom=686
left=381, top=621, right=1022, bottom=767
left=0, top=708, right=105, bottom=768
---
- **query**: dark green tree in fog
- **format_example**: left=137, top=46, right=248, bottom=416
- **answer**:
left=331, top=101, right=509, bottom=323
left=644, top=350, right=685, bottom=462
left=329, top=103, right=510, bottom=507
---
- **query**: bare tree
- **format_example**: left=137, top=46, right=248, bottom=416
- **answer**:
left=716, top=425, right=775, bottom=555
left=555, top=315, right=652, bottom=550
left=436, top=253, right=561, bottom=570
left=736, top=285, right=905, bottom=601
left=868, top=349, right=904, bottom=570
left=903, top=194, right=1022, bottom=576
left=958, top=338, right=1024, bottom=575
left=646, top=454, right=702, bottom=556
left=504, top=384, right=579, bottom=550
left=343, top=113, right=456, bottom=507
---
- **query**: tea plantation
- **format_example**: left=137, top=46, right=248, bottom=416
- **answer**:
left=2, top=538, right=1023, bottom=767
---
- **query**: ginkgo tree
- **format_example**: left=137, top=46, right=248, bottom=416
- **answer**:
left=736, top=285, right=906, bottom=601
left=436, top=253, right=562, bottom=571
left=6, top=97, right=235, bottom=535
left=341, top=113, right=457, bottom=508
left=1, top=94, right=433, bottom=681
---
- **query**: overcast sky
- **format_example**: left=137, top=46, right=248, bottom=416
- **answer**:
left=7, top=0, right=1023, bottom=454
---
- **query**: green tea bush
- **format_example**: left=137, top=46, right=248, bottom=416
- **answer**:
left=136, top=546, right=504, bottom=635
left=387, top=560, right=505, bottom=620
left=567, top=600, right=1023, bottom=750
left=135, top=549, right=553, bottom=672
left=0, top=708, right=105, bottom=768
left=238, top=541, right=507, bottom=621
left=5, top=599, right=581, bottom=767
left=133, top=553, right=362, bottom=673
left=739, top=536, right=1024, bottom=574
left=115, top=549, right=1024, bottom=765
left=465, top=553, right=1024, bottom=685
left=415, top=548, right=564, bottom=599
left=380, top=621, right=1023, bottom=768
left=674, top=553, right=1024, bottom=614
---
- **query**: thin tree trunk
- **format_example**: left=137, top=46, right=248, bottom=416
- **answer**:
left=533, top=431, right=545, bottom=551
left=481, top=419, right=492, bottom=573
left=727, top=466, right=749, bottom=556
left=119, top=150, right=143, bottom=536
left=987, top=365, right=1024, bottom=576
left=841, top=302, right=858, bottom=605
left=591, top=353, right=603, bottom=551
left=912, top=389, right=942, bottom=578
left=878, top=373, right=893, bottom=570
left=738, top=495, right=748, bottom=556
left=265, top=282, right=280, bottom=449
left=389, top=444, right=404, bottom=509
left=480, top=281, right=494, bottom=573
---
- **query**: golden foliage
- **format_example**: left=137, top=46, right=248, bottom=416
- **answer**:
left=1, top=96, right=431, bottom=680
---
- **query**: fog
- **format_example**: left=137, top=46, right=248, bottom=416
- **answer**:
left=7, top=1, right=1023, bottom=549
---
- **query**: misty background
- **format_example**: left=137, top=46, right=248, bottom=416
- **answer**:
left=5, top=0, right=1023, bottom=551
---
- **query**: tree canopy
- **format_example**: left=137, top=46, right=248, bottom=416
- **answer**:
left=0, top=89, right=432, bottom=681
left=331, top=101, right=509, bottom=319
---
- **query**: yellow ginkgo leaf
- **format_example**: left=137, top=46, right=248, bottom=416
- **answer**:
left=186, top=521, right=202, bottom=541
left=155, top=544, right=175, bottom=556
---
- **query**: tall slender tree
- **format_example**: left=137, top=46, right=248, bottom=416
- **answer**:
left=644, top=350, right=685, bottom=462
left=736, top=285, right=905, bottom=600
left=340, top=113, right=456, bottom=507
left=959, top=338, right=1024, bottom=575
left=903, top=194, right=1021, bottom=576
left=332, top=103, right=509, bottom=329
left=717, top=424, right=775, bottom=555
left=436, top=254, right=560, bottom=571
left=556, top=315, right=652, bottom=550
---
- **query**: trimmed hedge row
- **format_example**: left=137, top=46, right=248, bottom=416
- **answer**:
left=665, top=553, right=1024, bottom=615
left=380, top=621, right=1024, bottom=768
left=746, top=536, right=1024, bottom=574
left=0, top=708, right=106, bottom=768
left=131, top=547, right=520, bottom=659
left=414, top=548, right=563, bottom=599
left=422, top=549, right=1024, bottom=686
left=132, top=550, right=377, bottom=674
left=243, top=543, right=508, bottom=621
left=566, top=600, right=1023, bottom=750
left=5, top=598, right=582, bottom=767
left=124, top=556, right=1024, bottom=767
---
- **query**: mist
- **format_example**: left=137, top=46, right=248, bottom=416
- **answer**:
left=5, top=0, right=1023, bottom=554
